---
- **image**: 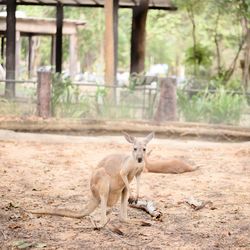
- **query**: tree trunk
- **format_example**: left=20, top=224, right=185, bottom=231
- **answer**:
left=223, top=37, right=245, bottom=84
left=187, top=6, right=197, bottom=76
left=242, top=18, right=250, bottom=91
left=214, top=10, right=222, bottom=76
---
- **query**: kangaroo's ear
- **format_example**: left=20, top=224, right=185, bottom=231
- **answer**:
left=122, top=131, right=135, bottom=144
left=144, top=132, right=154, bottom=144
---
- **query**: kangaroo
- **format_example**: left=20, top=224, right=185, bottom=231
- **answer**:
left=144, top=150, right=197, bottom=174
left=29, top=132, right=154, bottom=226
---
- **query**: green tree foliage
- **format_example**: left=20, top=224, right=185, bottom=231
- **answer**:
left=173, top=0, right=250, bottom=86
left=64, top=7, right=105, bottom=72
left=17, top=2, right=250, bottom=89
left=185, top=43, right=213, bottom=68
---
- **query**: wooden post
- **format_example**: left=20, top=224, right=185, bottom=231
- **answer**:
left=113, top=0, right=118, bottom=84
left=56, top=3, right=63, bottom=73
left=154, top=78, right=177, bottom=122
left=15, top=31, right=20, bottom=79
left=130, top=0, right=149, bottom=74
left=28, top=35, right=33, bottom=79
left=51, top=35, right=56, bottom=67
left=37, top=70, right=52, bottom=118
left=5, top=0, right=16, bottom=98
left=69, top=34, right=77, bottom=79
left=30, top=36, right=38, bottom=78
left=1, top=36, right=4, bottom=67
left=104, top=0, right=119, bottom=100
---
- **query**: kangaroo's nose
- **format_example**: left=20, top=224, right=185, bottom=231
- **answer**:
left=138, top=158, right=142, bottom=163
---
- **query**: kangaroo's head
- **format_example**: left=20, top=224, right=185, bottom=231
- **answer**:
left=123, top=131, right=154, bottom=164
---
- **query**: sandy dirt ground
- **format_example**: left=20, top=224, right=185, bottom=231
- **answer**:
left=0, top=130, right=250, bottom=249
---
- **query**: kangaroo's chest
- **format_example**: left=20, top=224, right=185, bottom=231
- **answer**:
left=127, top=163, right=144, bottom=182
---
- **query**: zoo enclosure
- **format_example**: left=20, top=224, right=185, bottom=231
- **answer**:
left=0, top=71, right=162, bottom=120
left=0, top=71, right=250, bottom=126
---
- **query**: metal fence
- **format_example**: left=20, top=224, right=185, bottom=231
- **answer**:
left=0, top=78, right=160, bottom=120
left=0, top=76, right=249, bottom=127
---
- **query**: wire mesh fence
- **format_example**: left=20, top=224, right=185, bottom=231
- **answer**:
left=0, top=76, right=160, bottom=120
left=0, top=72, right=250, bottom=127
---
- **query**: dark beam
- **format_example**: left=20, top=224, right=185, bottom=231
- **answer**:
left=5, top=0, right=16, bottom=98
left=51, top=35, right=55, bottom=66
left=0, top=2, right=177, bottom=10
left=36, top=0, right=54, bottom=3
left=55, top=2, right=63, bottom=73
left=1, top=36, right=4, bottom=67
left=130, top=0, right=149, bottom=74
left=28, top=35, right=32, bottom=78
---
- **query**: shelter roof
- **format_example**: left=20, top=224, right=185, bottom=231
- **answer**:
left=0, top=0, right=177, bottom=10
left=0, top=15, right=85, bottom=35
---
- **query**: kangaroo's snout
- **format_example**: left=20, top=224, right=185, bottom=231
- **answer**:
left=137, top=157, right=143, bottom=163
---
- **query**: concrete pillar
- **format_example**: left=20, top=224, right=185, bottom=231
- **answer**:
left=154, top=77, right=177, bottom=122
left=37, top=70, right=52, bottom=118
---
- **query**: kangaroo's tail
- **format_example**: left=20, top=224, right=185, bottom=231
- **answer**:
left=28, top=197, right=99, bottom=219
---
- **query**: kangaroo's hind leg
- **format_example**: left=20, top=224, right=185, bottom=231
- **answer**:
left=82, top=195, right=100, bottom=217
left=99, top=184, right=110, bottom=226
left=120, top=187, right=129, bottom=222
left=95, top=175, right=110, bottom=226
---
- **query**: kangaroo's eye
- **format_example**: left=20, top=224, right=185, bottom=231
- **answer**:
left=134, top=148, right=137, bottom=151
left=143, top=148, right=146, bottom=152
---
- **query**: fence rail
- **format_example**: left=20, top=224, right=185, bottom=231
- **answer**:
left=0, top=79, right=37, bottom=84
left=0, top=76, right=249, bottom=126
left=184, top=88, right=250, bottom=96
left=0, top=77, right=160, bottom=120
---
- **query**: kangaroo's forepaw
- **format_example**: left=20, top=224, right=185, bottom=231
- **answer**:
left=128, top=196, right=137, bottom=204
left=135, top=196, right=139, bottom=204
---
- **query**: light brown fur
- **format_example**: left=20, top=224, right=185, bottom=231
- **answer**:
left=144, top=150, right=197, bottom=174
left=29, top=132, right=154, bottom=226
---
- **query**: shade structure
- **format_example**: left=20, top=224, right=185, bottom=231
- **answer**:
left=1, top=0, right=177, bottom=99
left=0, top=0, right=177, bottom=10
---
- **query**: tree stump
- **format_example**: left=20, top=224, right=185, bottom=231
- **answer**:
left=37, top=70, right=52, bottom=118
left=154, top=77, right=177, bottom=122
